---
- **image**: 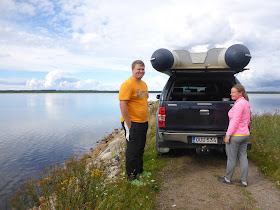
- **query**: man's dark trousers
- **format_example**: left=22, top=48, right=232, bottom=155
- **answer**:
left=122, top=121, right=148, bottom=180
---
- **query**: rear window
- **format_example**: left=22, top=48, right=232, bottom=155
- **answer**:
left=168, top=77, right=236, bottom=101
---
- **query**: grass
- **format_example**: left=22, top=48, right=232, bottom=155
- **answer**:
left=10, top=104, right=280, bottom=208
left=208, top=192, right=221, bottom=199
left=248, top=110, right=280, bottom=188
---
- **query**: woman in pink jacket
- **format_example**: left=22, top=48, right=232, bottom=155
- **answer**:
left=218, top=84, right=251, bottom=187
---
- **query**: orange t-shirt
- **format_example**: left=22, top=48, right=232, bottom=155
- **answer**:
left=119, top=77, right=149, bottom=123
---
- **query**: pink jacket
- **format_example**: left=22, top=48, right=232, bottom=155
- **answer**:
left=226, top=97, right=251, bottom=136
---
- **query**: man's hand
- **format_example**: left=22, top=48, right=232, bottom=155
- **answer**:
left=224, top=135, right=230, bottom=144
left=125, top=121, right=131, bottom=130
left=120, top=100, right=131, bottom=129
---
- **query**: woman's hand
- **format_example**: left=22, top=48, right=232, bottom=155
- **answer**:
left=224, top=135, right=230, bottom=144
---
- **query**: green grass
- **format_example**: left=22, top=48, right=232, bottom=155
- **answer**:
left=10, top=105, right=280, bottom=208
left=248, top=111, right=280, bottom=188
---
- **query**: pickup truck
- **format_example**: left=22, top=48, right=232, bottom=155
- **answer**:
left=150, top=44, right=252, bottom=153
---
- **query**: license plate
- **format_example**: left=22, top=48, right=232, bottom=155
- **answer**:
left=192, top=137, right=218, bottom=144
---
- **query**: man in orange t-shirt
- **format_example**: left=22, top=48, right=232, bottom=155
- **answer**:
left=119, top=60, right=150, bottom=183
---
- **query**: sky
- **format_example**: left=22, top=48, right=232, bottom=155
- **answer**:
left=0, top=0, right=280, bottom=91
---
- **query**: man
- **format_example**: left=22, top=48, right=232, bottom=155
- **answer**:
left=119, top=60, right=150, bottom=184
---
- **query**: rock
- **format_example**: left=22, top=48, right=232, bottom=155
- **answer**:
left=85, top=129, right=126, bottom=181
left=39, top=196, right=46, bottom=204
left=107, top=165, right=120, bottom=179
left=96, top=143, right=107, bottom=151
left=100, top=152, right=112, bottom=160
left=82, top=154, right=91, bottom=159
left=91, top=149, right=100, bottom=156
left=100, top=140, right=107, bottom=144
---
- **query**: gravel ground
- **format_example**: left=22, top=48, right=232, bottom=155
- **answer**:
left=155, top=149, right=280, bottom=210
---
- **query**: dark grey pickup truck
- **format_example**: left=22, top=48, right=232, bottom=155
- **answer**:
left=150, top=44, right=252, bottom=153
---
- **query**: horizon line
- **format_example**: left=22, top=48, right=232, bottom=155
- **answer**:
left=0, top=90, right=280, bottom=94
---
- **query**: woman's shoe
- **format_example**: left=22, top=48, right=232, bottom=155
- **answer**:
left=217, top=176, right=232, bottom=184
left=241, top=181, right=248, bottom=187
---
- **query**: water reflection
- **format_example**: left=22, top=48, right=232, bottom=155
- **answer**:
left=0, top=93, right=122, bottom=208
left=45, top=93, right=60, bottom=120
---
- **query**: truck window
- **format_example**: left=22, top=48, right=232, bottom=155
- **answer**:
left=169, top=79, right=234, bottom=101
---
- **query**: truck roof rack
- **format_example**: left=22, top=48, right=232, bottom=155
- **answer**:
left=151, top=44, right=251, bottom=76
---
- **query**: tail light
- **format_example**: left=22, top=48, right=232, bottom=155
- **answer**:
left=158, top=107, right=166, bottom=127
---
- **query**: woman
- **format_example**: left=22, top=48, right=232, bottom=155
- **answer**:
left=218, top=84, right=251, bottom=187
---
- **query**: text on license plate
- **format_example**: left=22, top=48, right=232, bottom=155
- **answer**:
left=192, top=137, right=218, bottom=144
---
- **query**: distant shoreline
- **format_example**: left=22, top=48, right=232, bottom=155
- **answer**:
left=0, top=90, right=162, bottom=93
left=0, top=90, right=279, bottom=94
left=248, top=92, right=280, bottom=94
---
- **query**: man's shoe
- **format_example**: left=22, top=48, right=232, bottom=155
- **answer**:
left=141, top=171, right=152, bottom=176
left=131, top=179, right=144, bottom=186
left=217, top=176, right=232, bottom=184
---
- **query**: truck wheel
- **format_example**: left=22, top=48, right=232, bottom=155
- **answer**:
left=156, top=128, right=170, bottom=153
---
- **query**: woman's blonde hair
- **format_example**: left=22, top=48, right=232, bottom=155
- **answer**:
left=232, top=84, right=248, bottom=99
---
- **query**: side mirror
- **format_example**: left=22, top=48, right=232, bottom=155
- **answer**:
left=156, top=94, right=160, bottom=99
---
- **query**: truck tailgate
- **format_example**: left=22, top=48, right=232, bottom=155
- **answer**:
left=163, top=101, right=234, bottom=131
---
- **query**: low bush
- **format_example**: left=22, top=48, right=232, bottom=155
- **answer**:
left=248, top=111, right=280, bottom=188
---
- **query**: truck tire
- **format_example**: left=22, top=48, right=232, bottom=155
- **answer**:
left=156, top=127, right=170, bottom=153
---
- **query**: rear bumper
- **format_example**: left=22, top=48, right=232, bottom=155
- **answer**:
left=158, top=130, right=252, bottom=150
left=159, top=131, right=226, bottom=143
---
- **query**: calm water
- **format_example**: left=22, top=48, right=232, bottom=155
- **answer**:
left=248, top=94, right=280, bottom=114
left=0, top=93, right=156, bottom=208
left=0, top=93, right=279, bottom=207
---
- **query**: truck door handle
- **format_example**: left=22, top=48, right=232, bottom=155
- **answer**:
left=200, top=109, right=209, bottom=115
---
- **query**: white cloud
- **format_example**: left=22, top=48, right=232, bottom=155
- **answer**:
left=145, top=75, right=168, bottom=91
left=191, top=45, right=210, bottom=53
left=1, top=0, right=280, bottom=90
left=29, top=0, right=55, bottom=15
left=25, top=70, right=122, bottom=90
left=26, top=78, right=45, bottom=89
left=0, top=78, right=28, bottom=90
left=0, top=0, right=35, bottom=16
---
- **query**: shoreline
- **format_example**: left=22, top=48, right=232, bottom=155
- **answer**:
left=0, top=90, right=162, bottom=94
left=1, top=90, right=280, bottom=94
left=84, top=128, right=125, bottom=160
left=82, top=101, right=156, bottom=179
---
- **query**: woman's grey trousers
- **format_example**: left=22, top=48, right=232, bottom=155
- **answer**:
left=225, top=136, right=250, bottom=183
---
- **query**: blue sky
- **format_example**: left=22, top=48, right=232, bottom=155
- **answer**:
left=1, top=0, right=280, bottom=91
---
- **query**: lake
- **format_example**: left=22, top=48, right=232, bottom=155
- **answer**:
left=0, top=93, right=279, bottom=208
